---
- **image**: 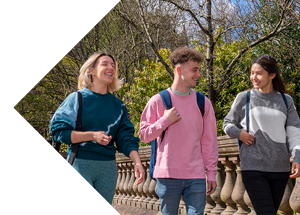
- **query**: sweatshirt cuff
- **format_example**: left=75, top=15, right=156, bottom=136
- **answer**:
left=225, top=125, right=243, bottom=139
left=156, top=115, right=173, bottom=131
left=55, top=130, right=73, bottom=145
left=206, top=172, right=216, bottom=182
left=293, top=149, right=300, bottom=164
left=124, top=146, right=139, bottom=158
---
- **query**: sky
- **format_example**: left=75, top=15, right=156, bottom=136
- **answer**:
left=0, top=1, right=121, bottom=214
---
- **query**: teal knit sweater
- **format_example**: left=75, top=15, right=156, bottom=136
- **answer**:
left=50, top=88, right=139, bottom=161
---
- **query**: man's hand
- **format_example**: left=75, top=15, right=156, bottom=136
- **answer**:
left=207, top=181, right=217, bottom=195
left=164, top=107, right=181, bottom=124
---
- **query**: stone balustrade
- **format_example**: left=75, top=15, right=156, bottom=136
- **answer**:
left=113, top=136, right=300, bottom=215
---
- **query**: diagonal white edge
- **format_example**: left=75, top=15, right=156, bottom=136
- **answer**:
left=1, top=0, right=120, bottom=214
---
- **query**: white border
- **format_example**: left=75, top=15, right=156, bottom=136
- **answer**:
left=1, top=1, right=120, bottom=214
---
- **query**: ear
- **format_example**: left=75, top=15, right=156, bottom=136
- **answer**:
left=89, top=67, right=95, bottom=75
left=176, top=65, right=182, bottom=76
left=270, top=73, right=276, bottom=80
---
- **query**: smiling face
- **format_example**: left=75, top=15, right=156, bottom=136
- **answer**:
left=250, top=63, right=276, bottom=93
left=90, top=55, right=116, bottom=86
left=178, top=60, right=201, bottom=88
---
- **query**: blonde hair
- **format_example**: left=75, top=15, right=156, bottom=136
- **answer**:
left=78, top=51, right=123, bottom=92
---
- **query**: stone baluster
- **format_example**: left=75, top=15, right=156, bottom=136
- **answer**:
left=117, top=163, right=127, bottom=204
left=148, top=179, right=159, bottom=210
left=231, top=158, right=248, bottom=215
left=113, top=163, right=122, bottom=204
left=290, top=177, right=300, bottom=214
left=179, top=196, right=186, bottom=215
left=137, top=161, right=147, bottom=207
left=154, top=183, right=161, bottom=211
left=125, top=162, right=135, bottom=206
left=132, top=175, right=141, bottom=207
left=244, top=190, right=256, bottom=215
left=278, top=178, right=293, bottom=215
left=128, top=162, right=137, bottom=206
left=142, top=161, right=152, bottom=209
left=205, top=194, right=216, bottom=214
left=121, top=162, right=132, bottom=205
left=209, top=161, right=226, bottom=215
left=220, top=160, right=237, bottom=215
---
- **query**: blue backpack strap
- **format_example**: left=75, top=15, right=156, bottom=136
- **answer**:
left=196, top=91, right=205, bottom=117
left=280, top=92, right=288, bottom=108
left=150, top=89, right=172, bottom=180
left=159, top=89, right=172, bottom=110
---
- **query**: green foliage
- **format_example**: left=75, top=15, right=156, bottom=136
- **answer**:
left=255, top=24, right=300, bottom=114
left=192, top=28, right=254, bottom=135
left=120, top=49, right=173, bottom=146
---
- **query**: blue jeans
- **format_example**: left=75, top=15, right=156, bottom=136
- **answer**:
left=156, top=178, right=206, bottom=215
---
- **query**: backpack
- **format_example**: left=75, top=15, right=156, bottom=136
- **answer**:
left=237, top=90, right=288, bottom=149
left=149, top=89, right=205, bottom=180
left=51, top=91, right=83, bottom=165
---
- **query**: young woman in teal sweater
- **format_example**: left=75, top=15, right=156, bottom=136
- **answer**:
left=50, top=52, right=144, bottom=204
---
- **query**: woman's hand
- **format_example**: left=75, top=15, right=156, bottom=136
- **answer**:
left=290, top=162, right=300, bottom=178
left=134, top=163, right=145, bottom=185
left=93, top=131, right=112, bottom=145
left=239, top=129, right=255, bottom=146
left=129, top=150, right=145, bottom=185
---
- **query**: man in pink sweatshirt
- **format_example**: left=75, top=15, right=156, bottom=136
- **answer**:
left=139, top=46, right=218, bottom=215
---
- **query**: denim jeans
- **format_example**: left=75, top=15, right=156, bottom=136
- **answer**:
left=156, top=178, right=206, bottom=215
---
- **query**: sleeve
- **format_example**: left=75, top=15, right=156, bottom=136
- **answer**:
left=285, top=95, right=300, bottom=163
left=50, top=92, right=79, bottom=145
left=200, top=97, right=218, bottom=181
left=223, top=92, right=246, bottom=139
left=115, top=103, right=140, bottom=157
left=138, top=95, right=173, bottom=144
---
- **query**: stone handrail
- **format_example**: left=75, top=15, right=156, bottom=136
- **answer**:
left=113, top=135, right=300, bottom=215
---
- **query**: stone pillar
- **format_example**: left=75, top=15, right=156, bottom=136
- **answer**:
left=179, top=196, right=186, bottom=215
left=244, top=190, right=256, bottom=215
left=209, top=161, right=226, bottom=215
left=137, top=161, right=147, bottom=207
left=147, top=179, right=158, bottom=210
left=205, top=194, right=216, bottom=215
left=121, top=162, right=132, bottom=205
left=142, top=161, right=152, bottom=209
left=132, top=176, right=141, bottom=207
left=278, top=178, right=293, bottom=215
left=126, top=162, right=136, bottom=206
left=154, top=183, right=161, bottom=211
left=231, top=158, right=248, bottom=215
left=117, top=162, right=127, bottom=204
left=113, top=163, right=122, bottom=204
left=220, top=160, right=237, bottom=215
left=290, top=177, right=300, bottom=214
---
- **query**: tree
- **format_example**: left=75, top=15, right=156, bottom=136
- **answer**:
left=117, top=0, right=298, bottom=109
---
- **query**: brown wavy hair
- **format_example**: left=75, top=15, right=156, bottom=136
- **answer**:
left=170, top=46, right=204, bottom=69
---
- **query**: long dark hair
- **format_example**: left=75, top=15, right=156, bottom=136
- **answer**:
left=251, top=54, right=286, bottom=93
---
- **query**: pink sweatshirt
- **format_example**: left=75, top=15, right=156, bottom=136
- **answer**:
left=139, top=89, right=218, bottom=181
